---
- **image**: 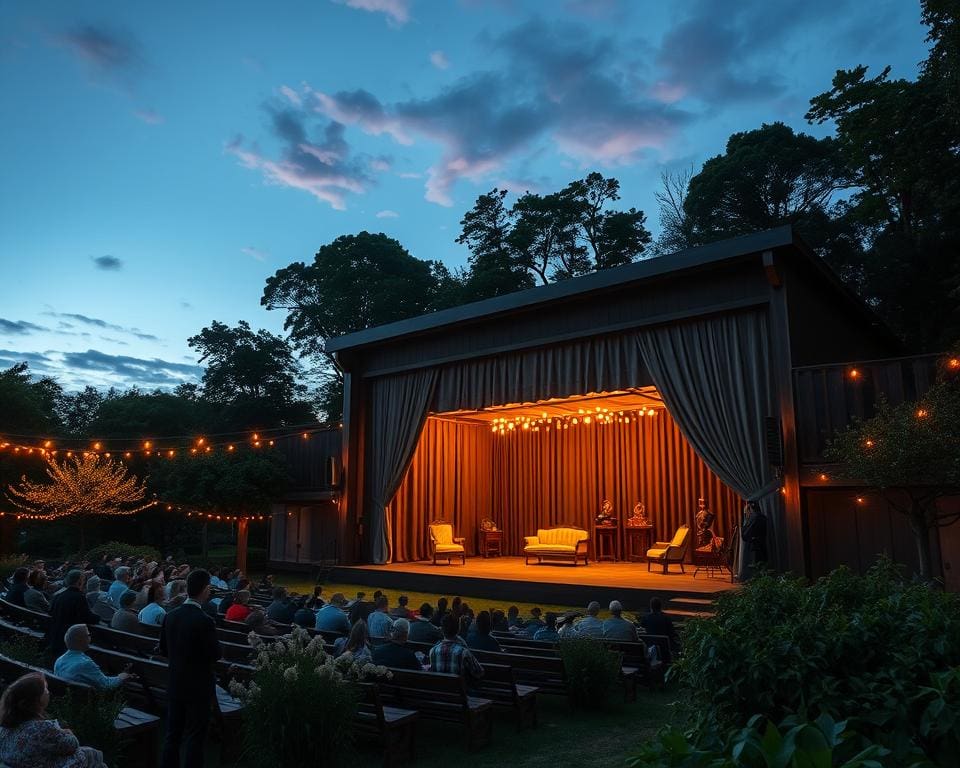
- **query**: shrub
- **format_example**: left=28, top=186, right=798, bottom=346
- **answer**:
left=77, top=541, right=162, bottom=565
left=559, top=636, right=622, bottom=709
left=0, top=635, right=46, bottom=667
left=48, top=689, right=125, bottom=768
left=228, top=627, right=391, bottom=767
left=674, top=559, right=960, bottom=765
left=0, top=553, right=28, bottom=580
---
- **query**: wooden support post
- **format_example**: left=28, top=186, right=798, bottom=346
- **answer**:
left=236, top=517, right=249, bottom=575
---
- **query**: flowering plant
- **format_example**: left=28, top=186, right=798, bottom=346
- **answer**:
left=228, top=627, right=391, bottom=767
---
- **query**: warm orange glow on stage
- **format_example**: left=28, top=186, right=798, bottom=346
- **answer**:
left=436, top=388, right=665, bottom=424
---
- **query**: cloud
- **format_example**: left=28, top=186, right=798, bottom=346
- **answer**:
left=57, top=24, right=141, bottom=80
left=332, top=0, right=411, bottom=25
left=0, top=319, right=49, bottom=335
left=133, top=108, right=164, bottom=125
left=308, top=19, right=689, bottom=205
left=375, top=209, right=399, bottom=218
left=60, top=349, right=202, bottom=387
left=430, top=50, right=450, bottom=70
left=179, top=301, right=193, bottom=309
left=227, top=105, right=373, bottom=209
left=91, top=255, right=123, bottom=271
left=370, top=155, right=392, bottom=172
left=41, top=312, right=160, bottom=342
left=241, top=246, right=269, bottom=261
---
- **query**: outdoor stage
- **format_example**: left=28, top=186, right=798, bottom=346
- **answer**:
left=331, top=557, right=737, bottom=613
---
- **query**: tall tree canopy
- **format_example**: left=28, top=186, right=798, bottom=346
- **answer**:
left=0, top=363, right=63, bottom=435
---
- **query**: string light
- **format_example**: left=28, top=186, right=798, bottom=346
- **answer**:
left=848, top=368, right=860, bottom=380
left=949, top=358, right=960, bottom=370
left=489, top=406, right=661, bottom=435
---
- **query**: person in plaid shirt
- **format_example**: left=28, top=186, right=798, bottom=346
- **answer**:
left=429, top=614, right=484, bottom=681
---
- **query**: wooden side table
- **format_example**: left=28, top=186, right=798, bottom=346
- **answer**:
left=624, top=525, right=654, bottom=562
left=594, top=525, right=619, bottom=562
left=479, top=529, right=503, bottom=558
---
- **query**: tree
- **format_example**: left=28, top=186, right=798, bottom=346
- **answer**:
left=86, top=389, right=207, bottom=439
left=262, top=232, right=455, bottom=419
left=824, top=353, right=960, bottom=580
left=457, top=189, right=534, bottom=299
left=652, top=166, right=696, bottom=254
left=59, top=386, right=106, bottom=437
left=0, top=363, right=62, bottom=434
left=6, top=454, right=154, bottom=549
left=509, top=190, right=587, bottom=283
left=188, top=320, right=315, bottom=429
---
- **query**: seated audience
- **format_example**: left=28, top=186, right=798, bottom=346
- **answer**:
left=534, top=612, right=561, bottom=643
left=408, top=603, right=442, bottom=644
left=225, top=590, right=252, bottom=622
left=372, top=618, right=421, bottom=670
left=602, top=600, right=639, bottom=642
left=209, top=569, right=230, bottom=590
left=107, top=566, right=132, bottom=607
left=640, top=597, right=677, bottom=643
left=315, top=593, right=350, bottom=633
left=24, top=571, right=50, bottom=613
left=54, top=624, right=132, bottom=691
left=84, top=576, right=103, bottom=611
left=457, top=613, right=472, bottom=641
left=574, top=601, right=604, bottom=638
left=367, top=595, right=394, bottom=639
left=292, top=597, right=315, bottom=628
left=389, top=594, right=415, bottom=620
left=491, top=609, right=509, bottom=633
left=523, top=606, right=545, bottom=637
left=5, top=567, right=29, bottom=607
left=557, top=612, right=580, bottom=638
left=429, top=614, right=483, bottom=681
left=507, top=605, right=525, bottom=629
left=465, top=610, right=502, bottom=652
left=334, top=620, right=372, bottom=663
left=217, top=578, right=249, bottom=615
left=0, top=672, right=106, bottom=768
left=137, top=583, right=166, bottom=626
left=305, top=585, right=324, bottom=610
left=110, top=590, right=141, bottom=634
left=93, top=555, right=115, bottom=581
left=245, top=609, right=278, bottom=637
left=164, top=579, right=187, bottom=610
left=45, top=570, right=100, bottom=658
left=431, top=597, right=449, bottom=627
left=265, top=586, right=296, bottom=624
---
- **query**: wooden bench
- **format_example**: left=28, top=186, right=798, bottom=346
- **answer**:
left=0, top=597, right=52, bottom=631
left=378, top=668, right=493, bottom=750
left=472, top=663, right=538, bottom=730
left=355, top=682, right=418, bottom=767
left=0, top=653, right=160, bottom=768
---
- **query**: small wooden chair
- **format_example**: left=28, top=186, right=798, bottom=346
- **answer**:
left=428, top=520, right=466, bottom=565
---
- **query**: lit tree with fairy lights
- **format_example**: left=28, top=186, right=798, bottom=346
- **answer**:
left=6, top=453, right=154, bottom=548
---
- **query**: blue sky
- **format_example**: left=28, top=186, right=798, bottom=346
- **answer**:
left=0, top=0, right=929, bottom=390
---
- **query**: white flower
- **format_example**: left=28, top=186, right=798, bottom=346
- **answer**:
left=283, top=666, right=299, bottom=681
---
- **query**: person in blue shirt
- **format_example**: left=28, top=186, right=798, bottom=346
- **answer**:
left=366, top=595, right=395, bottom=639
left=524, top=607, right=545, bottom=637
left=54, top=624, right=132, bottom=690
left=107, top=566, right=132, bottom=607
left=573, top=601, right=604, bottom=638
left=533, top=612, right=561, bottom=643
left=601, top=600, right=639, bottom=642
left=315, top=593, right=351, bottom=634
left=137, top=583, right=166, bottom=626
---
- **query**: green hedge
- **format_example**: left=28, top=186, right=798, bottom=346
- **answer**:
left=76, top=541, right=162, bottom=565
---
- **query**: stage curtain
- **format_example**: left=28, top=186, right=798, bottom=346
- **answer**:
left=635, top=310, right=783, bottom=571
left=389, top=418, right=493, bottom=561
left=433, top=332, right=648, bottom=412
left=365, top=368, right=439, bottom=563
left=489, top=410, right=740, bottom=556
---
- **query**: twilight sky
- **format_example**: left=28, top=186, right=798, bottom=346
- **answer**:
left=0, top=0, right=929, bottom=391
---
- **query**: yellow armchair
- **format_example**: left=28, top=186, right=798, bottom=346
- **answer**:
left=428, top=520, right=466, bottom=565
left=646, top=525, right=691, bottom=574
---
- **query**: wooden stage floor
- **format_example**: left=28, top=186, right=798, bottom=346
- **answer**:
left=331, top=557, right=736, bottom=611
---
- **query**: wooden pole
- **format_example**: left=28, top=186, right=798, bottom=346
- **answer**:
left=236, top=517, right=249, bottom=575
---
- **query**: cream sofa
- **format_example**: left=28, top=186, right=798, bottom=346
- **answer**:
left=524, top=526, right=590, bottom=566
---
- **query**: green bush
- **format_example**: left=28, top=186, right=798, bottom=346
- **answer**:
left=559, top=636, right=623, bottom=709
left=673, top=559, right=960, bottom=765
left=228, top=627, right=392, bottom=767
left=76, top=541, right=162, bottom=565
left=48, top=689, right=125, bottom=768
left=0, top=635, right=46, bottom=667
left=0, top=553, right=28, bottom=580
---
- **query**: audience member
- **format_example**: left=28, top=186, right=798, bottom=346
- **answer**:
left=159, top=569, right=221, bottom=768
left=534, top=612, right=561, bottom=643
left=292, top=597, right=315, bottom=628
left=108, top=566, right=132, bottom=607
left=640, top=597, right=677, bottom=644
left=209, top=569, right=229, bottom=590
left=390, top=594, right=414, bottom=620
left=465, top=610, right=502, bottom=652
left=54, top=624, right=132, bottom=691
left=110, top=590, right=141, bottom=634
left=523, top=606, right=545, bottom=637
left=45, top=570, right=100, bottom=658
left=93, top=555, right=115, bottom=581
left=367, top=595, right=394, bottom=639
left=224, top=590, right=252, bottom=622
left=334, top=620, right=372, bottom=663
left=507, top=605, right=524, bottom=629
left=165, top=580, right=187, bottom=611
left=5, top=568, right=29, bottom=607
left=217, top=578, right=249, bottom=616
left=602, top=600, right=639, bottom=642
left=574, top=601, right=604, bottom=638
left=23, top=571, right=50, bottom=612
left=408, top=603, right=442, bottom=643
left=491, top=609, right=509, bottom=633
left=305, top=585, right=324, bottom=610
left=0, top=672, right=106, bottom=768
left=431, top=597, right=448, bottom=627
left=457, top=614, right=472, bottom=641
left=138, top=582, right=167, bottom=626
left=84, top=576, right=103, bottom=610
left=315, top=593, right=350, bottom=633
left=265, top=586, right=296, bottom=624
left=371, top=618, right=421, bottom=670
left=348, top=600, right=373, bottom=628
left=245, top=609, right=278, bottom=637
left=429, top=614, right=483, bottom=681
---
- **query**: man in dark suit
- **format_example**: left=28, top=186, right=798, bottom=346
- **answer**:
left=45, top=570, right=100, bottom=657
left=160, top=569, right=221, bottom=768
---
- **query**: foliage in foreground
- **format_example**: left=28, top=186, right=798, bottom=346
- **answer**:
left=0, top=635, right=47, bottom=668
left=48, top=688, right=125, bottom=768
left=667, top=560, right=960, bottom=766
left=228, top=627, right=391, bottom=768
left=559, top=635, right=622, bottom=709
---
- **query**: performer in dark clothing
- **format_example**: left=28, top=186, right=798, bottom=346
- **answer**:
left=159, top=569, right=222, bottom=768
left=45, top=570, right=100, bottom=657
left=741, top=502, right=768, bottom=572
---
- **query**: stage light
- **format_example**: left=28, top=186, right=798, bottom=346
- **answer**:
left=819, top=474, right=828, bottom=481
left=856, top=497, right=865, bottom=504
left=916, top=409, right=928, bottom=418
left=848, top=368, right=860, bottom=380
left=144, top=441, right=152, bottom=450
left=228, top=445, right=235, bottom=451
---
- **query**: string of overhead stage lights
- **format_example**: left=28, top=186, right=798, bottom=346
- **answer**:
left=0, top=504, right=271, bottom=523
left=0, top=422, right=342, bottom=462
